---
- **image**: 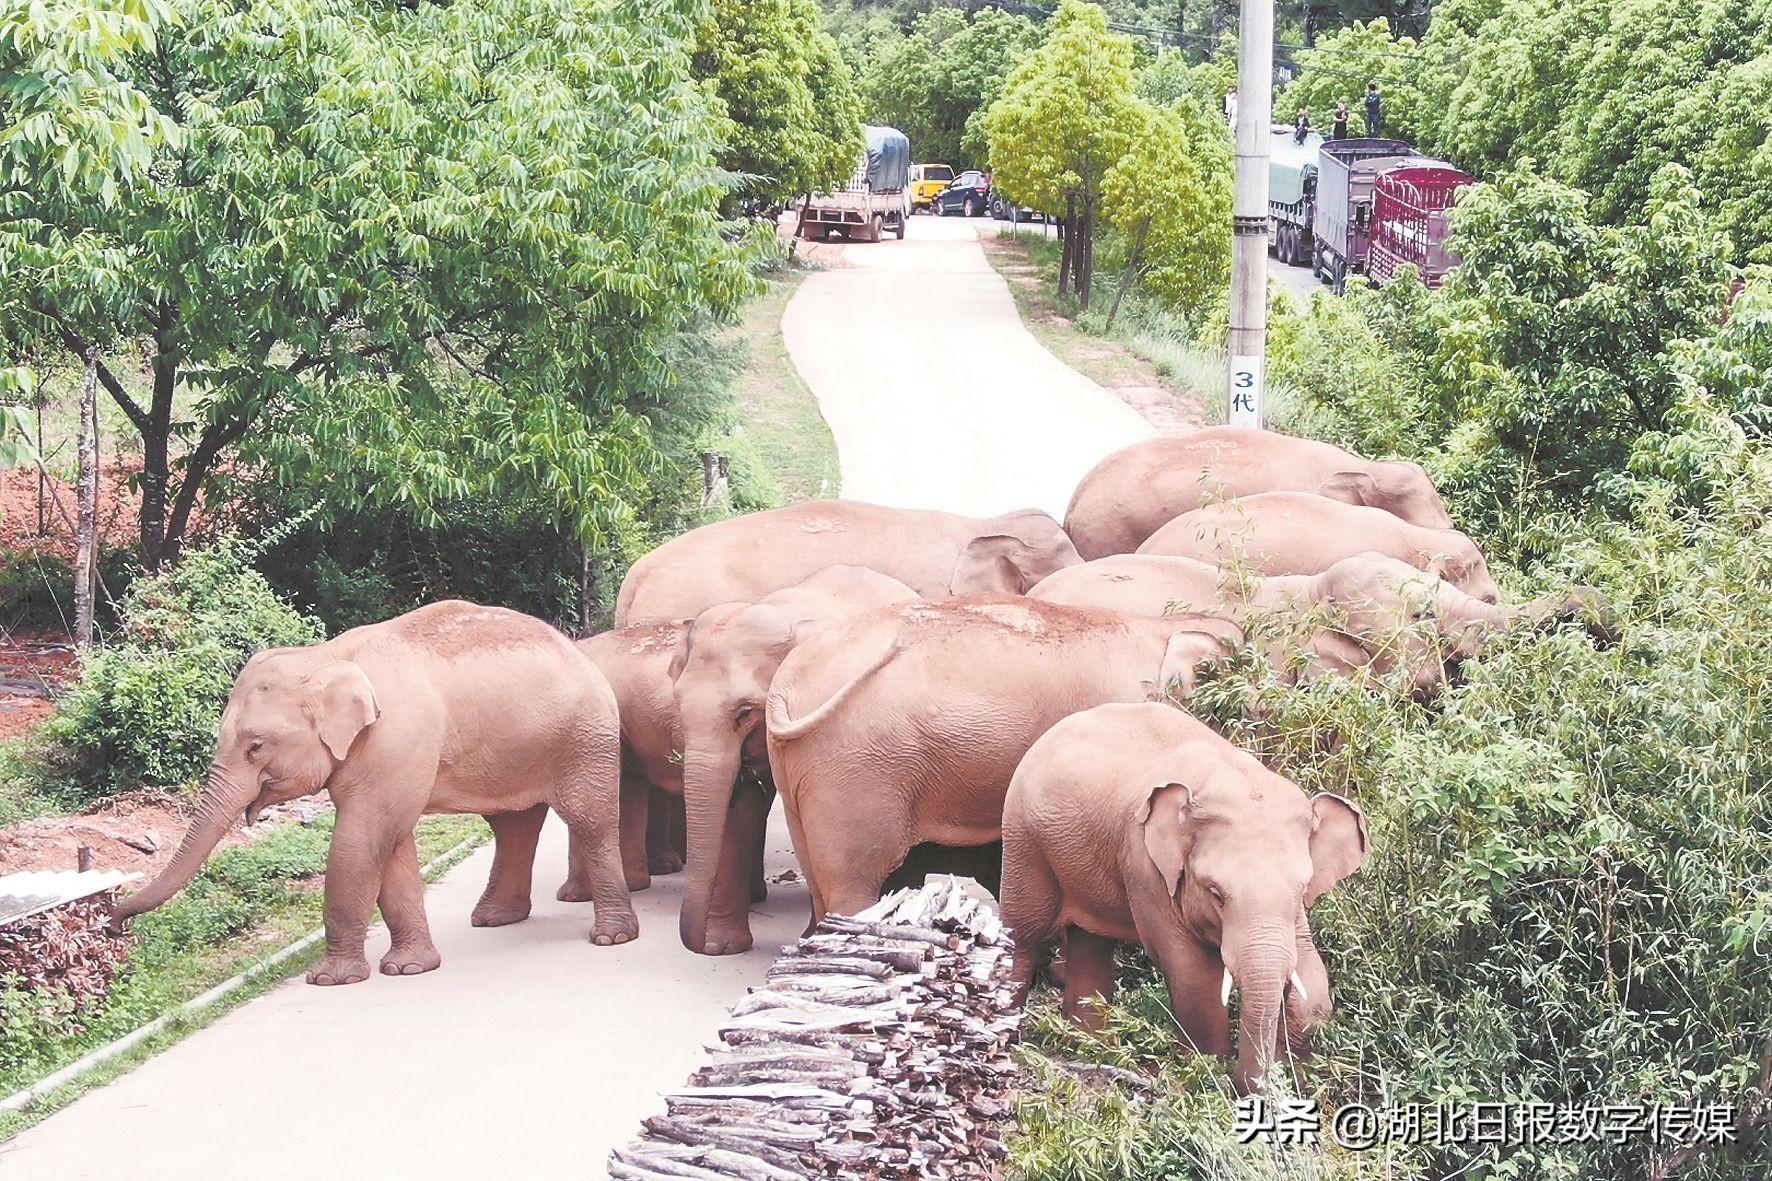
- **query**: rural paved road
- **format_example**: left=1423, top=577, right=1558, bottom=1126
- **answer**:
left=1, top=214, right=1156, bottom=1181
left=783, top=215, right=1154, bottom=519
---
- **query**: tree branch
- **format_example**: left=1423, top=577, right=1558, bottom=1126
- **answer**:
left=48, top=320, right=151, bottom=433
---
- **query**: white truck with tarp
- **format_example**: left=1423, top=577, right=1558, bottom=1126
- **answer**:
left=1268, top=127, right=1324, bottom=267
left=798, top=126, right=910, bottom=244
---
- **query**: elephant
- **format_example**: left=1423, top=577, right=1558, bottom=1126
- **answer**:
left=1030, top=551, right=1611, bottom=695
left=615, top=499, right=1081, bottom=626
left=1001, top=701, right=1367, bottom=1093
left=576, top=621, right=692, bottom=894
left=114, top=601, right=637, bottom=985
left=1064, top=427, right=1454, bottom=559
left=764, top=595, right=1242, bottom=925
left=1138, top=491, right=1502, bottom=604
left=674, top=564, right=920, bottom=956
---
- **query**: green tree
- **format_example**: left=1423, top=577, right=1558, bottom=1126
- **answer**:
left=0, top=0, right=757, bottom=570
left=693, top=0, right=864, bottom=213
left=858, top=6, right=1043, bottom=169
left=984, top=0, right=1142, bottom=309
left=1099, top=97, right=1231, bottom=326
left=1276, top=18, right=1421, bottom=140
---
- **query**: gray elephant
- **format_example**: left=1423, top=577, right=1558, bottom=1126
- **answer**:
left=1002, top=701, right=1367, bottom=1092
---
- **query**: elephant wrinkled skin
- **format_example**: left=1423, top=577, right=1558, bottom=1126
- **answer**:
left=1138, top=491, right=1503, bottom=604
left=1064, top=427, right=1454, bottom=559
left=615, top=499, right=1080, bottom=625
left=765, top=596, right=1242, bottom=925
left=115, top=601, right=637, bottom=985
left=674, top=564, right=919, bottom=956
left=1002, top=702, right=1367, bottom=1092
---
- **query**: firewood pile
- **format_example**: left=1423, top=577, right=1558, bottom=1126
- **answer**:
left=608, top=876, right=1025, bottom=1180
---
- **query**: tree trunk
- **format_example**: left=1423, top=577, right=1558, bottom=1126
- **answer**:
left=1057, top=199, right=1076, bottom=298
left=73, top=349, right=98, bottom=646
left=1076, top=198, right=1097, bottom=311
left=578, top=546, right=596, bottom=637
left=1106, top=224, right=1148, bottom=331
left=139, top=308, right=178, bottom=571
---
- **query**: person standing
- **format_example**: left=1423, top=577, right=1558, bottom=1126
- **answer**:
left=1332, top=100, right=1350, bottom=140
left=1365, top=82, right=1384, bottom=136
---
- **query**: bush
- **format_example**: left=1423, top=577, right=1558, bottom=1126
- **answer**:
left=35, top=537, right=322, bottom=802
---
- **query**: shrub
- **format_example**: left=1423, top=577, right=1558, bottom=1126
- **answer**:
left=36, top=537, right=322, bottom=802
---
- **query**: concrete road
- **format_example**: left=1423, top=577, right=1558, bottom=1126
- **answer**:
left=782, top=214, right=1154, bottom=520
left=1268, top=249, right=1325, bottom=303
left=0, top=817, right=810, bottom=1180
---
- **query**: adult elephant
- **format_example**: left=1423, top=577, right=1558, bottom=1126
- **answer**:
left=1138, top=492, right=1502, bottom=603
left=1031, top=551, right=1611, bottom=694
left=577, top=621, right=691, bottom=894
left=1063, top=427, right=1454, bottom=559
left=764, top=596, right=1241, bottom=924
left=615, top=499, right=1081, bottom=626
left=1002, top=702, right=1367, bottom=1093
left=674, top=565, right=919, bottom=956
left=115, top=602, right=636, bottom=985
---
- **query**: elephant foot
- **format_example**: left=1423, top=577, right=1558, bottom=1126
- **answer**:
left=648, top=850, right=685, bottom=876
left=558, top=876, right=600, bottom=903
left=698, top=925, right=754, bottom=956
left=380, top=944, right=442, bottom=977
left=470, top=897, right=533, bottom=927
left=590, top=911, right=640, bottom=946
left=749, top=877, right=768, bottom=904
left=306, top=954, right=371, bottom=986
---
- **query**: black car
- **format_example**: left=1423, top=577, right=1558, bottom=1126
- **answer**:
left=932, top=170, right=991, bottom=217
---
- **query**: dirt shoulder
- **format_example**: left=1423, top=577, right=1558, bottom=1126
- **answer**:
left=980, top=229, right=1208, bottom=434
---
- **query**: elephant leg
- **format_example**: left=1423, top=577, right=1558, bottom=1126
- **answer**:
left=648, top=788, right=685, bottom=876
left=548, top=733, right=639, bottom=946
left=1000, top=845, right=1061, bottom=1009
left=699, top=782, right=773, bottom=955
left=1060, top=925, right=1118, bottom=1029
left=308, top=804, right=405, bottom=986
left=615, top=770, right=653, bottom=894
left=377, top=830, right=441, bottom=977
left=472, top=804, right=547, bottom=926
left=791, top=788, right=911, bottom=923
left=1151, top=935, right=1233, bottom=1058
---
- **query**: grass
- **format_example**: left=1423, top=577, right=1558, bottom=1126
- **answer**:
left=727, top=265, right=840, bottom=504
left=0, top=810, right=488, bottom=1138
left=981, top=230, right=1217, bottom=426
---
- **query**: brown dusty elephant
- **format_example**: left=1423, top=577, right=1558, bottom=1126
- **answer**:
left=1138, top=492, right=1502, bottom=604
left=615, top=499, right=1081, bottom=626
left=1031, top=551, right=1611, bottom=694
left=1002, top=702, right=1367, bottom=1093
left=674, top=564, right=920, bottom=956
left=576, top=621, right=692, bottom=894
left=114, top=601, right=637, bottom=985
left=1064, top=427, right=1454, bottom=560
left=764, top=596, right=1242, bottom=925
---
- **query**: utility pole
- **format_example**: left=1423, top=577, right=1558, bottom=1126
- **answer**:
left=1226, top=0, right=1273, bottom=428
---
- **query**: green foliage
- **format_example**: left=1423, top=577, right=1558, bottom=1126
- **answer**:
left=2, top=0, right=759, bottom=567
left=857, top=6, right=1044, bottom=169
left=38, top=536, right=321, bottom=801
left=1276, top=19, right=1420, bottom=138
left=694, top=0, right=864, bottom=213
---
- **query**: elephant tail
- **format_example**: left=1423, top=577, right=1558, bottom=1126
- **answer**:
left=767, top=638, right=902, bottom=742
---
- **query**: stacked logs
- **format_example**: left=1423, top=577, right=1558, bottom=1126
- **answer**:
left=608, top=876, right=1025, bottom=1180
left=0, top=890, right=132, bottom=1016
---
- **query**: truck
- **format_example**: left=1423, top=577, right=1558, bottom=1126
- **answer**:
left=1310, top=138, right=1418, bottom=293
left=1364, top=164, right=1475, bottom=288
left=1268, top=127, right=1324, bottom=267
left=798, top=126, right=911, bottom=244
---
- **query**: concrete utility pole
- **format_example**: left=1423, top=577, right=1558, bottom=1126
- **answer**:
left=1226, top=0, right=1274, bottom=428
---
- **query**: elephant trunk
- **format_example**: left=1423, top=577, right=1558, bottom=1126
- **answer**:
left=678, top=736, right=744, bottom=955
left=1226, top=922, right=1300, bottom=1094
left=115, top=761, right=255, bottom=918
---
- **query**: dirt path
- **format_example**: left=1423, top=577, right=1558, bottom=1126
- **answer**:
left=781, top=216, right=1154, bottom=519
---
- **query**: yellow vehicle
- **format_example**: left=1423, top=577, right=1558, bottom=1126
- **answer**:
left=908, top=163, right=954, bottom=211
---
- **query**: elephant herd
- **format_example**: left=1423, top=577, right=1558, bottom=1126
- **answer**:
left=115, top=426, right=1607, bottom=1090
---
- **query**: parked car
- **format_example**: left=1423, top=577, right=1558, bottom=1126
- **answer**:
left=909, top=163, right=954, bottom=211
left=932, top=170, right=991, bottom=217
left=989, top=190, right=1044, bottom=223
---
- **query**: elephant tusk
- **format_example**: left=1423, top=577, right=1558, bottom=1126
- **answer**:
left=1221, top=967, right=1234, bottom=1008
left=1289, top=970, right=1309, bottom=1003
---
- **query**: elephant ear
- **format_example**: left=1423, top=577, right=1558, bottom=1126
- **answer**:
left=951, top=534, right=1037, bottom=595
left=665, top=621, right=695, bottom=681
left=1315, top=470, right=1382, bottom=510
left=309, top=661, right=380, bottom=762
left=1136, top=782, right=1195, bottom=899
left=1156, top=628, right=1235, bottom=698
left=1305, top=792, right=1369, bottom=906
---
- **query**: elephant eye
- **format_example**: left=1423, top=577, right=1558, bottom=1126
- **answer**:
left=733, top=705, right=755, bottom=729
left=1206, top=884, right=1226, bottom=905
left=247, top=739, right=265, bottom=758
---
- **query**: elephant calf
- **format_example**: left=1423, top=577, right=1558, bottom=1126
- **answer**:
left=1003, top=702, right=1367, bottom=1093
left=116, top=600, right=637, bottom=985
